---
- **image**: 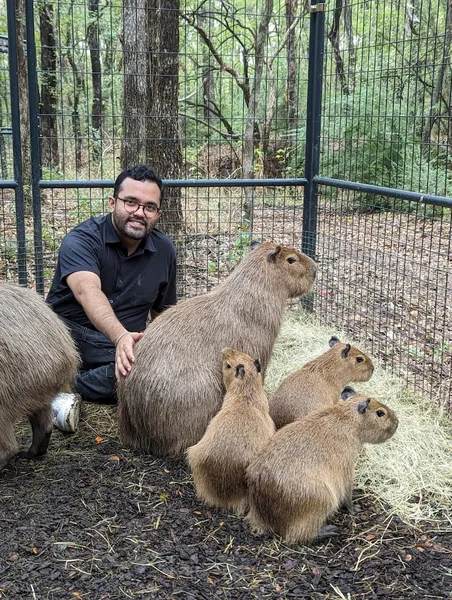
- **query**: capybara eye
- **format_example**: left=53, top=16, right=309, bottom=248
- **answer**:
left=356, top=356, right=364, bottom=363
left=376, top=410, right=386, bottom=417
left=286, top=257, right=297, bottom=264
left=226, top=363, right=231, bottom=369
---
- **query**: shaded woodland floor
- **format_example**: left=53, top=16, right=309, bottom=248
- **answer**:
left=0, top=404, right=450, bottom=600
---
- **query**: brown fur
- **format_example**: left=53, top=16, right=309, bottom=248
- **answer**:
left=117, top=242, right=316, bottom=458
left=269, top=338, right=374, bottom=428
left=187, top=348, right=275, bottom=514
left=0, top=283, right=80, bottom=471
left=246, top=395, right=398, bottom=544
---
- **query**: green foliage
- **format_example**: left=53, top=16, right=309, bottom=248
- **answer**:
left=229, top=226, right=250, bottom=266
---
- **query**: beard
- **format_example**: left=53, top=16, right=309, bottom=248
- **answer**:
left=112, top=209, right=155, bottom=240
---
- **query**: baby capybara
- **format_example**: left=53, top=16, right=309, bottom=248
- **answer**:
left=187, top=348, right=275, bottom=514
left=246, top=395, right=398, bottom=545
left=118, top=242, right=316, bottom=458
left=269, top=336, right=374, bottom=428
left=0, top=283, right=79, bottom=471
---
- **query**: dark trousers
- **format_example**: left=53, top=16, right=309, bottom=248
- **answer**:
left=62, top=318, right=117, bottom=404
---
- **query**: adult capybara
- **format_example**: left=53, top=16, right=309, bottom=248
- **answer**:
left=187, top=348, right=275, bottom=514
left=269, top=336, right=374, bottom=428
left=0, top=283, right=79, bottom=471
left=246, top=395, right=399, bottom=545
left=118, top=241, right=316, bottom=457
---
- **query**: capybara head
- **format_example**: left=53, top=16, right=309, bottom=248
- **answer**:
left=222, top=348, right=263, bottom=391
left=344, top=395, right=399, bottom=444
left=328, top=336, right=374, bottom=382
left=250, top=242, right=317, bottom=299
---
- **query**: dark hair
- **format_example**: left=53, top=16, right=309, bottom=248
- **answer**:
left=113, top=165, right=164, bottom=205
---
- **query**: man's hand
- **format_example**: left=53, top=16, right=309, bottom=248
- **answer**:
left=115, top=331, right=144, bottom=378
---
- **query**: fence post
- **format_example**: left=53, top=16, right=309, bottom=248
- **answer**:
left=25, top=0, right=44, bottom=294
left=6, top=0, right=27, bottom=285
left=302, top=2, right=325, bottom=311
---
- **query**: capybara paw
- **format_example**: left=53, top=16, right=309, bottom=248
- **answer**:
left=17, top=450, right=38, bottom=460
left=317, top=524, right=341, bottom=539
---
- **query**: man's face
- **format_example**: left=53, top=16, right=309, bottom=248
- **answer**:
left=109, top=177, right=162, bottom=240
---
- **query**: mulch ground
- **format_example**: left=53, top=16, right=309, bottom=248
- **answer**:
left=1, top=404, right=450, bottom=600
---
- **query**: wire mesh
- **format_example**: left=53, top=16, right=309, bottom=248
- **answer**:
left=0, top=0, right=451, bottom=408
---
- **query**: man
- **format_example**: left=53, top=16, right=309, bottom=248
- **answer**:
left=46, top=165, right=177, bottom=432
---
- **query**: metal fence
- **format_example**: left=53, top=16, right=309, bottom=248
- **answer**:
left=0, top=0, right=451, bottom=410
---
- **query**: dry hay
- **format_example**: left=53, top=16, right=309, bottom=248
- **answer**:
left=265, top=308, right=452, bottom=525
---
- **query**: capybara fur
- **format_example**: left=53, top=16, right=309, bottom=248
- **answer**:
left=0, top=283, right=79, bottom=471
left=187, top=348, right=275, bottom=514
left=269, top=336, right=374, bottom=428
left=246, top=395, right=399, bottom=545
left=118, top=242, right=316, bottom=458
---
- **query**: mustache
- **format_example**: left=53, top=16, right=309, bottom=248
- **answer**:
left=127, top=216, right=146, bottom=225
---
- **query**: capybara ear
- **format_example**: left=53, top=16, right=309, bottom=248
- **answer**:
left=235, top=364, right=245, bottom=379
left=341, top=385, right=356, bottom=400
left=222, top=347, right=234, bottom=357
left=329, top=336, right=340, bottom=347
left=357, top=398, right=370, bottom=414
left=249, top=240, right=261, bottom=251
left=254, top=358, right=262, bottom=373
left=267, top=246, right=282, bottom=263
left=341, top=343, right=351, bottom=358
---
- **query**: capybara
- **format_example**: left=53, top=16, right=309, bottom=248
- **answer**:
left=118, top=241, right=316, bottom=457
left=246, top=395, right=398, bottom=545
left=187, top=348, right=275, bottom=514
left=0, top=283, right=79, bottom=470
left=269, top=336, right=374, bottom=428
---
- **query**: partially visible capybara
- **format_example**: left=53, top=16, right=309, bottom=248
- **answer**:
left=0, top=283, right=79, bottom=471
left=187, top=348, right=275, bottom=514
left=269, top=336, right=374, bottom=428
left=246, top=395, right=398, bottom=545
left=118, top=242, right=316, bottom=458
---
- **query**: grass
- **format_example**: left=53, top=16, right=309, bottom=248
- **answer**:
left=265, top=308, right=452, bottom=526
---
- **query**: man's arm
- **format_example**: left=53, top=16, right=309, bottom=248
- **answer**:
left=66, top=271, right=143, bottom=377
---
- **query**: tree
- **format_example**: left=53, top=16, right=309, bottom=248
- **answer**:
left=87, top=0, right=103, bottom=159
left=16, top=0, right=31, bottom=211
left=121, top=0, right=150, bottom=167
left=39, top=2, right=59, bottom=167
left=147, top=0, right=183, bottom=242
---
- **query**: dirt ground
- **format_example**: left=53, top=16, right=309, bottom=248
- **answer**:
left=0, top=404, right=450, bottom=600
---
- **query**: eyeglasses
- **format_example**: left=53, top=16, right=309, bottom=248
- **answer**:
left=116, top=196, right=161, bottom=216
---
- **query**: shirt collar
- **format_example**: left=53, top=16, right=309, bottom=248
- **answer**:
left=105, top=213, right=156, bottom=253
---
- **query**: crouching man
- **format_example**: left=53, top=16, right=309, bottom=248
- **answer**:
left=46, top=165, right=177, bottom=432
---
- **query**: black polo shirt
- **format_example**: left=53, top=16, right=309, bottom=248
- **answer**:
left=46, top=214, right=177, bottom=333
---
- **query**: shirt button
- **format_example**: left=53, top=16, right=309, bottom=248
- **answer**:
left=110, top=300, right=114, bottom=304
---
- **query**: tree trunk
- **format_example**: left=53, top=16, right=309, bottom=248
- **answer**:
left=343, top=0, right=356, bottom=93
left=39, top=2, right=59, bottom=168
left=87, top=0, right=103, bottom=158
left=242, top=0, right=274, bottom=222
left=421, top=0, right=452, bottom=149
left=16, top=0, right=32, bottom=212
left=65, top=47, right=84, bottom=170
left=121, top=0, right=150, bottom=167
left=285, top=0, right=299, bottom=128
left=147, top=0, right=183, bottom=243
left=327, top=0, right=349, bottom=95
